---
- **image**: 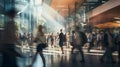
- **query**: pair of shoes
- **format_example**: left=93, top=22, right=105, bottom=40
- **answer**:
left=80, top=60, right=85, bottom=63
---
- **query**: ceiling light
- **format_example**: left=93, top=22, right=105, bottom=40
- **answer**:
left=114, top=17, right=120, bottom=20
left=116, top=21, right=120, bottom=23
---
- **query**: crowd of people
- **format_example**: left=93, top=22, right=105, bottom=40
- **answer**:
left=17, top=26, right=120, bottom=65
left=0, top=8, right=120, bottom=67
left=2, top=24, right=120, bottom=66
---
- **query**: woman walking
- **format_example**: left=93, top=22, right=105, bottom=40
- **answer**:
left=31, top=25, right=46, bottom=67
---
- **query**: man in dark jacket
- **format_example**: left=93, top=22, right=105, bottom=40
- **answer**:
left=74, top=26, right=85, bottom=63
left=99, top=29, right=115, bottom=63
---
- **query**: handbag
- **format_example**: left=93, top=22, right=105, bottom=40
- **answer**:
left=41, top=43, right=48, bottom=48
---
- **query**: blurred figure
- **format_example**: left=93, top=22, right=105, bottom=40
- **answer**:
left=0, top=8, right=21, bottom=67
left=96, top=31, right=104, bottom=50
left=21, top=32, right=27, bottom=45
left=66, top=33, right=70, bottom=48
left=99, top=29, right=115, bottom=63
left=58, top=29, right=64, bottom=54
left=69, top=30, right=76, bottom=54
left=115, top=31, right=120, bottom=63
left=50, top=32, right=54, bottom=47
left=27, top=32, right=32, bottom=45
left=63, top=33, right=67, bottom=46
left=31, top=25, right=46, bottom=67
left=117, top=31, right=120, bottom=63
left=74, top=26, right=86, bottom=63
left=87, top=32, right=94, bottom=52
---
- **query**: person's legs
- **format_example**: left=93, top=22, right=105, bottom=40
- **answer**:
left=71, top=46, right=75, bottom=54
left=88, top=42, right=91, bottom=52
left=100, top=47, right=108, bottom=63
left=31, top=52, right=38, bottom=66
left=78, top=46, right=85, bottom=62
left=70, top=42, right=75, bottom=54
left=118, top=46, right=120, bottom=63
left=2, top=51, right=18, bottom=67
left=118, top=42, right=120, bottom=63
left=59, top=42, right=64, bottom=54
left=39, top=51, right=46, bottom=67
left=100, top=47, right=114, bottom=63
left=31, top=44, right=43, bottom=66
left=1, top=45, right=18, bottom=67
left=108, top=47, right=116, bottom=63
left=88, top=42, right=94, bottom=52
left=61, top=46, right=64, bottom=54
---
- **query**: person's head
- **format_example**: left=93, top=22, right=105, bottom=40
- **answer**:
left=60, top=29, right=62, bottom=32
left=75, top=26, right=80, bottom=31
left=6, top=8, right=18, bottom=18
left=72, top=30, right=75, bottom=34
left=38, top=25, right=44, bottom=36
left=38, top=25, right=43, bottom=31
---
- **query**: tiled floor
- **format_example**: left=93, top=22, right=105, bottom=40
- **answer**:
left=0, top=46, right=120, bottom=67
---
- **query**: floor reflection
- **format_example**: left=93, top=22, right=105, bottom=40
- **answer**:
left=0, top=47, right=120, bottom=67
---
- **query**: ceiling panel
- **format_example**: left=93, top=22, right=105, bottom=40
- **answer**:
left=50, top=0, right=84, bottom=17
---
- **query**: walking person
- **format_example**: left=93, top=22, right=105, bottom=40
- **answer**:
left=96, top=31, right=104, bottom=50
left=58, top=29, right=64, bottom=54
left=73, top=26, right=86, bottom=63
left=117, top=32, right=120, bottom=63
left=87, top=32, right=94, bottom=52
left=69, top=30, right=76, bottom=54
left=99, top=29, right=115, bottom=63
left=50, top=32, right=54, bottom=48
left=31, top=25, right=47, bottom=67
left=0, top=8, right=21, bottom=67
left=66, top=33, right=70, bottom=48
left=115, top=31, right=120, bottom=63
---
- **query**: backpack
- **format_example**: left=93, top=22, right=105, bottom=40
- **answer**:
left=102, top=33, right=108, bottom=47
left=79, top=32, right=87, bottom=46
left=59, top=32, right=64, bottom=42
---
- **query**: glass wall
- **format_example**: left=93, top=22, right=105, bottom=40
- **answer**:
left=0, top=0, right=43, bottom=34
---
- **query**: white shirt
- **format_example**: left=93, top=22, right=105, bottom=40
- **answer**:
left=36, top=32, right=46, bottom=44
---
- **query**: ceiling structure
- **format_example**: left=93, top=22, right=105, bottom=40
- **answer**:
left=0, top=0, right=109, bottom=18
left=49, top=0, right=109, bottom=17
left=48, top=0, right=120, bottom=28
left=95, top=22, right=120, bottom=28
left=89, top=5, right=120, bottom=25
left=50, top=0, right=84, bottom=17
left=1, top=0, right=118, bottom=27
left=89, top=0, right=120, bottom=25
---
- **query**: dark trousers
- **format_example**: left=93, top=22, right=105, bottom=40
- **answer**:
left=72, top=45, right=85, bottom=61
left=88, top=42, right=94, bottom=52
left=118, top=42, right=120, bottom=62
left=100, top=47, right=114, bottom=62
left=118, top=46, right=120, bottom=62
left=1, top=44, right=18, bottom=67
left=78, top=46, right=85, bottom=61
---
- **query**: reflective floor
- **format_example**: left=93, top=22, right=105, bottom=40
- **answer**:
left=0, top=46, right=120, bottom=67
